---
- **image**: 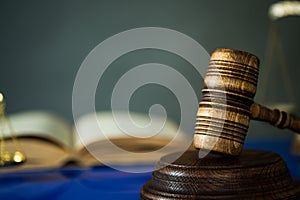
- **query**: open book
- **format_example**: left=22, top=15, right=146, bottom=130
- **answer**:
left=1, top=111, right=190, bottom=172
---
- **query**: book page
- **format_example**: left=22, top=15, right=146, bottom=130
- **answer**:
left=73, top=111, right=191, bottom=165
left=73, top=111, right=185, bottom=150
left=4, top=111, right=72, bottom=149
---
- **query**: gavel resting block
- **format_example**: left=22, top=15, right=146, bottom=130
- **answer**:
left=141, top=149, right=300, bottom=199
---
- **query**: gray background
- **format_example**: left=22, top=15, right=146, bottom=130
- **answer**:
left=1, top=0, right=300, bottom=140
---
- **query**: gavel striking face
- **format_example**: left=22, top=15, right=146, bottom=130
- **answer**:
left=194, top=48, right=300, bottom=156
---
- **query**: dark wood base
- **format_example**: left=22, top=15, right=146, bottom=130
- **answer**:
left=141, top=149, right=300, bottom=199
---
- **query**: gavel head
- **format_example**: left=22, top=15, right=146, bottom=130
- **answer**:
left=194, top=48, right=259, bottom=156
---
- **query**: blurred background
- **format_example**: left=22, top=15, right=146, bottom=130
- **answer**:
left=1, top=0, right=300, bottom=141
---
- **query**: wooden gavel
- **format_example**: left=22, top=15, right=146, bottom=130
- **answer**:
left=194, top=48, right=300, bottom=156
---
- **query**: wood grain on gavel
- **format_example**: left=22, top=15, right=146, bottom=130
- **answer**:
left=194, top=48, right=300, bottom=156
left=141, top=150, right=300, bottom=199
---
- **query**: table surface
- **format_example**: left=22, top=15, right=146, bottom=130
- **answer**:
left=0, top=138, right=299, bottom=200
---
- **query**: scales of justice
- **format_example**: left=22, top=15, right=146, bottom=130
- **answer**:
left=0, top=93, right=26, bottom=166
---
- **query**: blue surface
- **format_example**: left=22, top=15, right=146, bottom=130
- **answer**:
left=244, top=138, right=300, bottom=179
left=0, top=138, right=299, bottom=200
left=0, top=166, right=152, bottom=200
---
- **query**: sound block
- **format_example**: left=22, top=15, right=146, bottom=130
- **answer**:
left=141, top=149, right=300, bottom=199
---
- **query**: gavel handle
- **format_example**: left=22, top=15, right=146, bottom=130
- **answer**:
left=250, top=103, right=300, bottom=133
